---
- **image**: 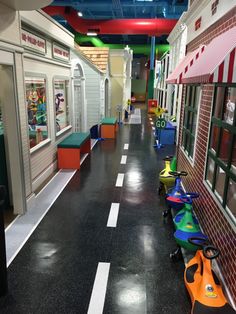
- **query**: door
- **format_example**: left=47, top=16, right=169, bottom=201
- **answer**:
left=0, top=50, right=26, bottom=215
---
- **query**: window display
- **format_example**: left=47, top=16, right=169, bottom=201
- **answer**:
left=206, top=85, right=236, bottom=220
left=54, top=79, right=70, bottom=133
left=25, top=77, right=48, bottom=149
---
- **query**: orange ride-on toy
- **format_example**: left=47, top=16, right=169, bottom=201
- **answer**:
left=159, top=156, right=176, bottom=195
left=184, top=237, right=236, bottom=314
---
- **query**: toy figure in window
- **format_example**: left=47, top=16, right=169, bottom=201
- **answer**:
left=55, top=93, right=64, bottom=132
left=225, top=99, right=235, bottom=125
left=27, top=89, right=39, bottom=128
left=224, top=89, right=235, bottom=125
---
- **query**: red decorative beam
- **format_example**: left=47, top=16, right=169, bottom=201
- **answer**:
left=43, top=6, right=177, bottom=36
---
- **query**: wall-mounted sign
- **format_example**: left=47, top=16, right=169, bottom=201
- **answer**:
left=52, top=43, right=70, bottom=62
left=21, top=29, right=46, bottom=54
left=195, top=17, right=202, bottom=31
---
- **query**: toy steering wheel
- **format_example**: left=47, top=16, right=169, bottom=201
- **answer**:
left=163, top=156, right=173, bottom=161
left=203, top=245, right=220, bottom=260
left=169, top=171, right=188, bottom=177
left=188, top=236, right=209, bottom=248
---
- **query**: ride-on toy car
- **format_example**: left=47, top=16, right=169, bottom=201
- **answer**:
left=184, top=237, right=236, bottom=314
left=159, top=156, right=176, bottom=194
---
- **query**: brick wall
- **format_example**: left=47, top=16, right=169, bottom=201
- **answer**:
left=177, top=7, right=236, bottom=303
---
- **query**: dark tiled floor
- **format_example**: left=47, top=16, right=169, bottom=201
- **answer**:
left=0, top=108, right=190, bottom=313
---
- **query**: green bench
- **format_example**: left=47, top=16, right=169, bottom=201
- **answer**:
left=57, top=132, right=91, bottom=169
left=101, top=117, right=118, bottom=138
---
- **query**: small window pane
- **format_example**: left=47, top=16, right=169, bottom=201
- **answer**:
left=223, top=87, right=236, bottom=125
left=206, top=157, right=215, bottom=186
left=189, top=136, right=194, bottom=158
left=226, top=179, right=236, bottom=218
left=210, top=125, right=220, bottom=153
left=219, top=129, right=232, bottom=164
left=26, top=77, right=48, bottom=149
left=215, top=166, right=226, bottom=201
left=231, top=137, right=236, bottom=170
left=54, top=79, right=70, bottom=133
left=213, top=86, right=225, bottom=119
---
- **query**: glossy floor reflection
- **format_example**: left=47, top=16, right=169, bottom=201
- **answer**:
left=0, top=106, right=190, bottom=313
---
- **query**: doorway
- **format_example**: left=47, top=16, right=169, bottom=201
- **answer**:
left=104, top=78, right=109, bottom=117
left=73, top=64, right=84, bottom=132
left=0, top=50, right=26, bottom=219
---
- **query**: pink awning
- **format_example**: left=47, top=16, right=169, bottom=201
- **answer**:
left=166, top=46, right=205, bottom=84
left=182, top=26, right=236, bottom=84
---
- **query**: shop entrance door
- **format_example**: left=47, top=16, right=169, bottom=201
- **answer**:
left=0, top=50, right=26, bottom=217
left=104, top=78, right=109, bottom=117
left=73, top=65, right=84, bottom=132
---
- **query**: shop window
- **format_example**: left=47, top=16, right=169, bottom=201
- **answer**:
left=54, top=78, right=70, bottom=134
left=205, top=85, right=236, bottom=222
left=25, top=77, right=48, bottom=149
left=182, top=85, right=200, bottom=159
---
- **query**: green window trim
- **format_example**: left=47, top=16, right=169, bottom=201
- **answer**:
left=205, top=84, right=236, bottom=221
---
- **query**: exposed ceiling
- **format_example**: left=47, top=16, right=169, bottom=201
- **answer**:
left=0, top=0, right=53, bottom=10
left=46, top=0, right=187, bottom=52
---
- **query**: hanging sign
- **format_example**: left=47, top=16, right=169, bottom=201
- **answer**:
left=21, top=29, right=46, bottom=54
left=156, top=118, right=167, bottom=129
left=52, top=43, right=70, bottom=61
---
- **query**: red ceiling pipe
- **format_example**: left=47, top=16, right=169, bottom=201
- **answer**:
left=43, top=6, right=177, bottom=36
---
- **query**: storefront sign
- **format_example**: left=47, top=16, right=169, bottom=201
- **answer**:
left=52, top=43, right=70, bottom=61
left=21, top=30, right=46, bottom=54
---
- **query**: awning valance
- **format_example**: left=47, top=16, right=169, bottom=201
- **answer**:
left=182, top=26, right=236, bottom=84
left=166, top=46, right=205, bottom=84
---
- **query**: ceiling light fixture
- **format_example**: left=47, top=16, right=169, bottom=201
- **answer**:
left=87, top=32, right=97, bottom=36
left=77, top=11, right=83, bottom=17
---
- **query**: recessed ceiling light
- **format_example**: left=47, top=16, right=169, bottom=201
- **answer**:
left=77, top=11, right=83, bottom=17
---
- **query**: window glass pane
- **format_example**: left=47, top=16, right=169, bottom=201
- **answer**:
left=54, top=79, right=70, bottom=133
left=192, top=111, right=198, bottom=135
left=206, top=157, right=215, bottom=186
left=26, top=77, right=48, bottom=149
left=226, top=179, right=236, bottom=218
left=215, top=166, right=226, bottom=201
left=193, top=86, right=200, bottom=108
left=223, top=86, right=236, bottom=125
left=231, top=137, right=236, bottom=170
left=189, top=135, right=194, bottom=158
left=219, top=129, right=232, bottom=164
left=209, top=125, right=220, bottom=153
left=213, top=86, right=225, bottom=119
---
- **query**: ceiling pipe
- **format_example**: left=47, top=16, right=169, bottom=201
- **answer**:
left=75, top=35, right=169, bottom=56
left=43, top=6, right=177, bottom=35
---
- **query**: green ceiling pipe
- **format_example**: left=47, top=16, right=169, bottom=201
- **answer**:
left=75, top=34, right=169, bottom=56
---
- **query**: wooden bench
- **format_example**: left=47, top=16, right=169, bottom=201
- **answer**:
left=57, top=132, right=91, bottom=169
left=101, top=118, right=118, bottom=139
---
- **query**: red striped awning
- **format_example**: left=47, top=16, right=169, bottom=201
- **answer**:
left=182, top=26, right=236, bottom=84
left=166, top=46, right=205, bottom=84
